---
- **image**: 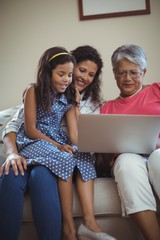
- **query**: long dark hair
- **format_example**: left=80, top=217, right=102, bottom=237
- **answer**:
left=35, top=46, right=76, bottom=111
left=71, top=45, right=103, bottom=103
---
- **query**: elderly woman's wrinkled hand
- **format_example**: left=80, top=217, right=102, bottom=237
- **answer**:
left=0, top=153, right=27, bottom=177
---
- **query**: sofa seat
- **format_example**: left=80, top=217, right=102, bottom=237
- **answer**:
left=18, top=177, right=160, bottom=240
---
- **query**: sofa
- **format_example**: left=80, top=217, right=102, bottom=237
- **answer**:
left=0, top=106, right=160, bottom=240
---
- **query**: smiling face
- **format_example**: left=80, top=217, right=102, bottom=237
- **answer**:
left=51, top=62, right=74, bottom=93
left=114, top=59, right=146, bottom=98
left=73, top=60, right=98, bottom=93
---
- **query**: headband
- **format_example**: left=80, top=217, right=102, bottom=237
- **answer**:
left=49, top=52, right=70, bottom=62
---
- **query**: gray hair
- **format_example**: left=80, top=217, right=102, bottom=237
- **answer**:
left=111, top=44, right=147, bottom=70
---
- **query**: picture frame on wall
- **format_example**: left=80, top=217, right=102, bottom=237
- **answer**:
left=78, top=0, right=150, bottom=20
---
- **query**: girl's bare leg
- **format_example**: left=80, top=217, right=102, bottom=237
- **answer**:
left=58, top=176, right=77, bottom=240
left=132, top=210, right=160, bottom=240
left=76, top=172, right=102, bottom=232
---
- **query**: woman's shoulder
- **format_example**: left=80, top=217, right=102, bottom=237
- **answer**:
left=152, top=82, right=160, bottom=88
left=142, top=82, right=160, bottom=91
left=101, top=98, right=117, bottom=106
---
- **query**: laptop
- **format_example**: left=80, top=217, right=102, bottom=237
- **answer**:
left=78, top=114, right=160, bottom=154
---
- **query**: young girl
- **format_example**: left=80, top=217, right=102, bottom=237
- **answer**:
left=16, top=47, right=115, bottom=240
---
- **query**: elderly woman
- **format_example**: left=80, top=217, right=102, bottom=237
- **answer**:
left=101, top=44, right=160, bottom=240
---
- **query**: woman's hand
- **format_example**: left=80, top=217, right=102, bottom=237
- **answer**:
left=0, top=153, right=27, bottom=176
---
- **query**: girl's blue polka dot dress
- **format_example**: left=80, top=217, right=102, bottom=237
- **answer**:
left=16, top=90, right=96, bottom=181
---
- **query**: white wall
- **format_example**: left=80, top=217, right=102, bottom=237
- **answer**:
left=0, top=0, right=160, bottom=110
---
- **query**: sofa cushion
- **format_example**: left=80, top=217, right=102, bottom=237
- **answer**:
left=22, top=176, right=160, bottom=223
left=73, top=178, right=121, bottom=217
left=23, top=178, right=121, bottom=222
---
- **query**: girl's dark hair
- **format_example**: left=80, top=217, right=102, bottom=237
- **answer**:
left=71, top=45, right=103, bottom=103
left=35, top=46, right=76, bottom=111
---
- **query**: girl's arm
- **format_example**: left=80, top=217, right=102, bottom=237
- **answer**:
left=24, top=85, right=62, bottom=149
left=65, top=105, right=79, bottom=146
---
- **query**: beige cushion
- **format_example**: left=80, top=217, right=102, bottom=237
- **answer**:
left=73, top=178, right=121, bottom=217
left=23, top=178, right=121, bottom=223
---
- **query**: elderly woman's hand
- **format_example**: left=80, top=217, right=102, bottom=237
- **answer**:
left=0, top=153, right=27, bottom=177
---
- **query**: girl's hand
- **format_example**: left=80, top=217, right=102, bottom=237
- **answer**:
left=76, top=88, right=81, bottom=105
left=58, top=144, right=76, bottom=154
left=0, top=153, right=27, bottom=177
